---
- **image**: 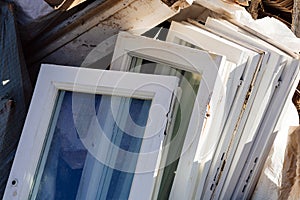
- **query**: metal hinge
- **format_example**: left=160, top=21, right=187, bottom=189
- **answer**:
left=275, top=80, right=281, bottom=88
left=165, top=87, right=182, bottom=135
left=238, top=79, right=244, bottom=86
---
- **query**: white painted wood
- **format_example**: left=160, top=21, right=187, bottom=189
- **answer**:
left=110, top=31, right=226, bottom=199
left=3, top=64, right=179, bottom=200
left=31, top=0, right=181, bottom=65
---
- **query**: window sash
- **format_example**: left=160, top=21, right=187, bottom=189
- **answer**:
left=232, top=59, right=299, bottom=199
left=199, top=19, right=268, bottom=199
left=205, top=17, right=300, bottom=199
left=4, top=64, right=179, bottom=200
left=164, top=21, right=257, bottom=199
left=110, top=31, right=226, bottom=199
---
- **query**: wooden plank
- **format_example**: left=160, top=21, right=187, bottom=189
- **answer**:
left=248, top=0, right=262, bottom=19
left=29, top=0, right=183, bottom=65
left=292, top=0, right=300, bottom=37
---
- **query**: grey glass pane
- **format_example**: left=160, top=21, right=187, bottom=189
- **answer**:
left=31, top=91, right=152, bottom=200
left=174, top=37, right=203, bottom=51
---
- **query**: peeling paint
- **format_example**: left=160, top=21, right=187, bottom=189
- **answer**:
left=35, top=0, right=179, bottom=65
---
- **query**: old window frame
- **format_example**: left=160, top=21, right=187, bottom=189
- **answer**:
left=232, top=58, right=299, bottom=199
left=205, top=18, right=300, bottom=199
left=177, top=19, right=269, bottom=199
left=3, top=64, right=179, bottom=200
left=164, top=19, right=267, bottom=200
left=164, top=21, right=254, bottom=199
left=109, top=31, right=226, bottom=199
left=202, top=17, right=295, bottom=199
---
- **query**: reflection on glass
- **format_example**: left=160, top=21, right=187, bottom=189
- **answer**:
left=174, top=37, right=202, bottom=50
left=129, top=57, right=201, bottom=199
left=30, top=91, right=151, bottom=200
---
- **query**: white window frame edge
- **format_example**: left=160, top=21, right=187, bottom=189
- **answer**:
left=202, top=54, right=266, bottom=200
left=201, top=51, right=264, bottom=199
left=165, top=21, right=254, bottom=199
left=203, top=17, right=294, bottom=199
left=210, top=27, right=284, bottom=200
left=220, top=55, right=285, bottom=199
left=3, top=64, right=179, bottom=200
left=205, top=17, right=292, bottom=61
left=109, top=31, right=226, bottom=199
left=167, top=21, right=249, bottom=65
left=220, top=57, right=284, bottom=198
left=232, top=59, right=300, bottom=199
left=199, top=18, right=288, bottom=198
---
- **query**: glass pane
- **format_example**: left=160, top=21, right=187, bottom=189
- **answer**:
left=129, top=57, right=201, bottom=199
left=30, top=91, right=152, bottom=200
left=174, top=37, right=203, bottom=51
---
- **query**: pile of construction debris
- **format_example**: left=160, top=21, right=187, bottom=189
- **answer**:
left=1, top=0, right=300, bottom=199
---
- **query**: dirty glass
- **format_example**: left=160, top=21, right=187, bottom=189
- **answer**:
left=30, top=90, right=151, bottom=200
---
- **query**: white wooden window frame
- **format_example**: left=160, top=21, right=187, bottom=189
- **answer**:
left=165, top=21, right=253, bottom=200
left=203, top=17, right=295, bottom=199
left=109, top=31, right=226, bottom=199
left=3, top=64, right=180, bottom=200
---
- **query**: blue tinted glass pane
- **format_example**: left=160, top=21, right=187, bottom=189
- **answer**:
left=32, top=91, right=152, bottom=200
